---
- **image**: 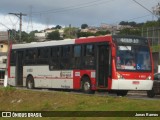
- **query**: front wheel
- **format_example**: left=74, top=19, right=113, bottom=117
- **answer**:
left=147, top=89, right=155, bottom=98
left=82, top=77, right=95, bottom=94
left=26, top=76, right=34, bottom=89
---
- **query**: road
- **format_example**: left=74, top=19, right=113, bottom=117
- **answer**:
left=15, top=87, right=160, bottom=100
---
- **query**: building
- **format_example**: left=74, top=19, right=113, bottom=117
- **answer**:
left=0, top=31, right=9, bottom=86
left=35, top=28, right=64, bottom=41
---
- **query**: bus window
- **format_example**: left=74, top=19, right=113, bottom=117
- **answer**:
left=51, top=47, right=60, bottom=57
left=136, top=47, right=151, bottom=70
left=85, top=45, right=94, bottom=56
left=37, top=47, right=49, bottom=64
left=73, top=45, right=81, bottom=68
left=83, top=44, right=95, bottom=69
left=24, top=49, right=37, bottom=65
left=60, top=46, right=71, bottom=69
left=50, top=46, right=60, bottom=70
left=116, top=45, right=151, bottom=71
left=62, top=46, right=70, bottom=57
left=74, top=45, right=81, bottom=57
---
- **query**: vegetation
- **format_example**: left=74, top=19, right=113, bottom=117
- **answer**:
left=118, top=28, right=141, bottom=36
left=47, top=31, right=62, bottom=40
left=9, top=29, right=38, bottom=43
left=63, top=27, right=78, bottom=39
left=8, top=20, right=160, bottom=43
left=0, top=87, right=160, bottom=119
left=81, top=24, right=88, bottom=29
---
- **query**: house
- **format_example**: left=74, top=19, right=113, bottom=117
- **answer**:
left=0, top=40, right=8, bottom=86
left=35, top=28, right=64, bottom=41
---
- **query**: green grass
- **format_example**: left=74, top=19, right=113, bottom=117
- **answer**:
left=0, top=87, right=160, bottom=120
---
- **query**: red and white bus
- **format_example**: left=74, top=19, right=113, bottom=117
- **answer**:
left=7, top=35, right=154, bottom=96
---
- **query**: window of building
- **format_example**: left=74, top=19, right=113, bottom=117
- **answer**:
left=0, top=45, right=3, bottom=48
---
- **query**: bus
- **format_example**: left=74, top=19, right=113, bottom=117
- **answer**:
left=7, top=35, right=154, bottom=96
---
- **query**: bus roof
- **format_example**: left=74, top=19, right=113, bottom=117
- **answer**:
left=12, top=39, right=75, bottom=49
left=12, top=35, right=113, bottom=49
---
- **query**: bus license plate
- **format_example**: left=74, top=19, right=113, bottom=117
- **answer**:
left=132, top=81, right=139, bottom=85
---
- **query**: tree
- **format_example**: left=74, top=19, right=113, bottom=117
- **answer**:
left=47, top=31, right=61, bottom=40
left=119, top=21, right=128, bottom=25
left=118, top=28, right=141, bottom=36
left=55, top=25, right=62, bottom=29
left=77, top=32, right=94, bottom=38
left=95, top=30, right=110, bottom=36
left=81, top=24, right=88, bottom=29
left=63, top=27, right=78, bottom=39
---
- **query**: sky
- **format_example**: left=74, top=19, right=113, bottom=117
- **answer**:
left=0, top=0, right=159, bottom=32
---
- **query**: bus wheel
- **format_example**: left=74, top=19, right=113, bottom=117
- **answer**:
left=147, top=89, right=155, bottom=98
left=26, top=76, right=34, bottom=89
left=117, top=90, right=128, bottom=96
left=82, top=77, right=95, bottom=94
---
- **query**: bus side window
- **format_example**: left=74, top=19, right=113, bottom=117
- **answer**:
left=49, top=46, right=60, bottom=70
left=83, top=44, right=95, bottom=69
left=37, top=47, right=49, bottom=64
left=24, top=49, right=37, bottom=65
left=73, top=45, right=81, bottom=69
left=62, top=46, right=72, bottom=69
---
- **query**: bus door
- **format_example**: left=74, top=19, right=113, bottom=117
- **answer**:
left=96, top=44, right=110, bottom=88
left=15, top=51, right=23, bottom=86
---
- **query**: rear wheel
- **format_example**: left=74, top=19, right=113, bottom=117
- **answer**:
left=147, top=89, right=155, bottom=98
left=26, top=76, right=34, bottom=89
left=82, top=77, right=95, bottom=94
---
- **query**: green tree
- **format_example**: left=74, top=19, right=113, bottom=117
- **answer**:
left=55, top=25, right=62, bottom=29
left=47, top=31, right=61, bottom=40
left=63, top=27, right=78, bottom=39
left=81, top=24, right=88, bottom=29
left=95, top=30, right=110, bottom=36
left=118, top=28, right=141, bottom=36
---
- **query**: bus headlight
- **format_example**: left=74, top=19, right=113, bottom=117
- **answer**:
left=117, top=73, right=124, bottom=79
left=146, top=75, right=151, bottom=80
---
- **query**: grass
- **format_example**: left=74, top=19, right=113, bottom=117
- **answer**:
left=0, top=87, right=160, bottom=120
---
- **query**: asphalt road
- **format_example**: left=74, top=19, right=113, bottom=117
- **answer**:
left=15, top=87, right=160, bottom=100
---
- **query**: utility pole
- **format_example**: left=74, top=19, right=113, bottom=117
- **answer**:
left=9, top=12, right=27, bottom=43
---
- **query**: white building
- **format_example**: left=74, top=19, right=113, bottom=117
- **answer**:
left=35, top=28, right=64, bottom=41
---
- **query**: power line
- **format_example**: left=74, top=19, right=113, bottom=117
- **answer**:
left=127, top=14, right=151, bottom=21
left=32, top=0, right=114, bottom=15
left=0, top=22, right=10, bottom=30
left=132, top=0, right=158, bottom=19
left=9, top=12, right=27, bottom=43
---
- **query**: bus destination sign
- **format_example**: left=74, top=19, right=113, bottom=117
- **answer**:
left=114, top=37, right=147, bottom=45
left=120, top=38, right=139, bottom=44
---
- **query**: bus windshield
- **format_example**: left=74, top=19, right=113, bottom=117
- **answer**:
left=116, top=45, right=151, bottom=71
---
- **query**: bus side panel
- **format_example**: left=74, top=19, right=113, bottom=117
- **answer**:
left=23, top=66, right=74, bottom=89
left=73, top=70, right=96, bottom=90
left=8, top=66, right=16, bottom=86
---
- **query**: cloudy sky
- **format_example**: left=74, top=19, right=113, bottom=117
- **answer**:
left=0, top=0, right=159, bottom=32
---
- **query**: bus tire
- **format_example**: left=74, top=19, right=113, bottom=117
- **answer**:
left=26, top=76, right=34, bottom=89
left=82, top=77, right=95, bottom=94
left=147, top=89, right=155, bottom=98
